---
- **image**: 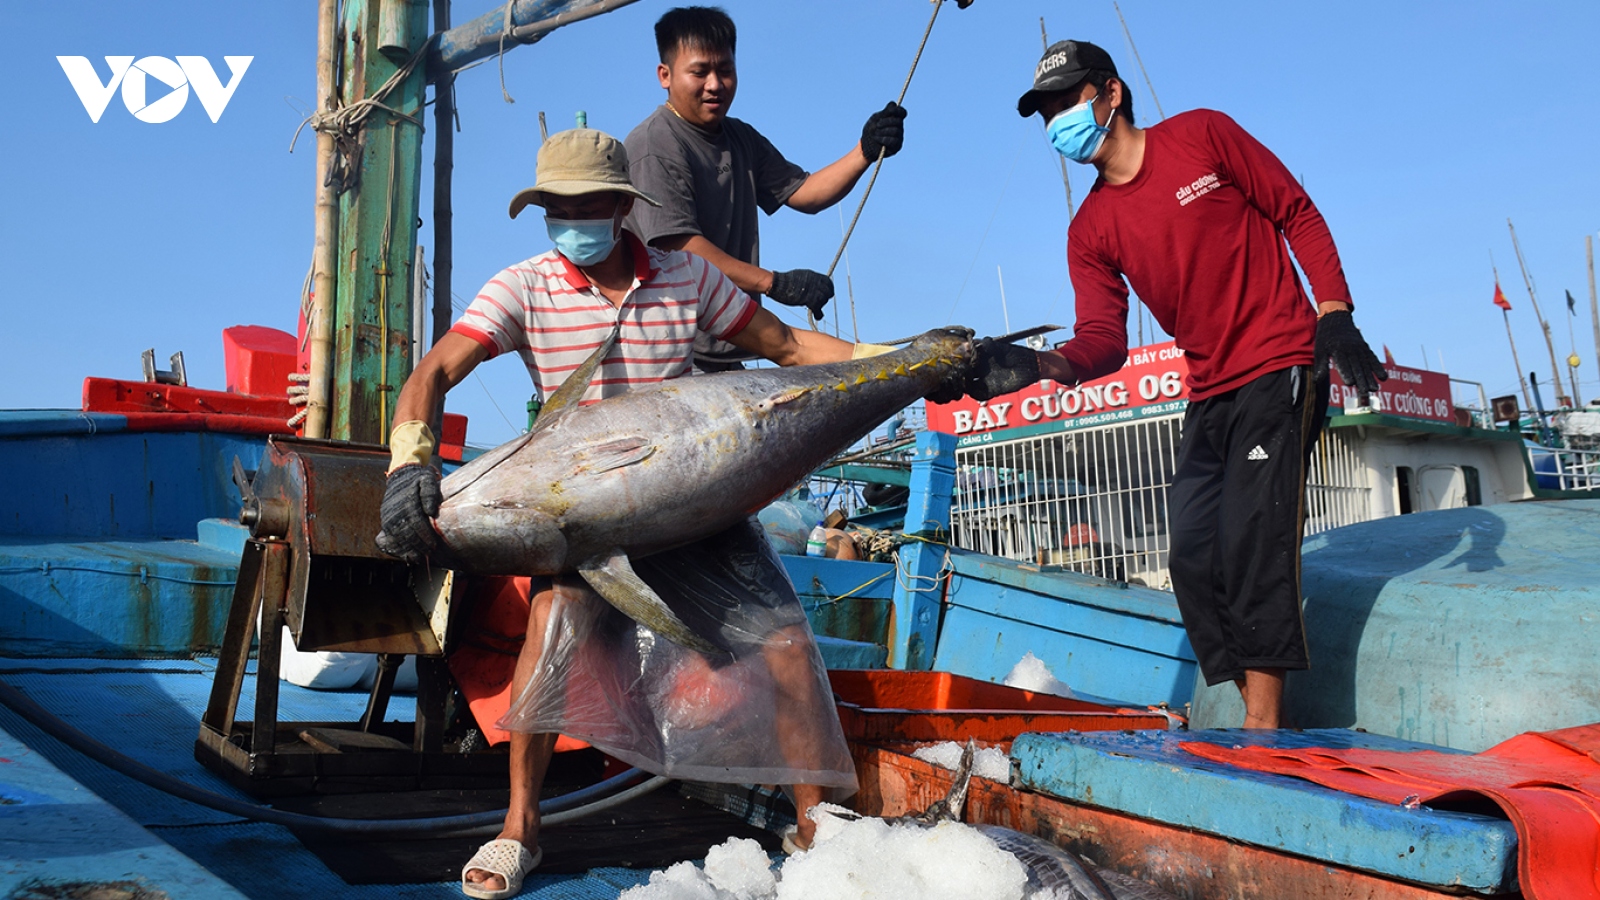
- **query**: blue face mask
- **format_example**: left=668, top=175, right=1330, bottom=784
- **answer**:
left=545, top=216, right=618, bottom=266
left=1046, top=95, right=1112, bottom=164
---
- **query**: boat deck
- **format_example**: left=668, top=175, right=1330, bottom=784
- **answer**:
left=0, top=657, right=780, bottom=899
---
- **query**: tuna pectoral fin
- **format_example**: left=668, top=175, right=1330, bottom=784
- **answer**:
left=577, top=550, right=722, bottom=655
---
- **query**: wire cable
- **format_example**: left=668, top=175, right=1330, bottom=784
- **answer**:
left=0, top=676, right=667, bottom=837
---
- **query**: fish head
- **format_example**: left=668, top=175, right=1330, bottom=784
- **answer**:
left=908, top=327, right=978, bottom=397
left=908, top=326, right=977, bottom=363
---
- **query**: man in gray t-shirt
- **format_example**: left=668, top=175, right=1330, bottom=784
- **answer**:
left=625, top=6, right=907, bottom=369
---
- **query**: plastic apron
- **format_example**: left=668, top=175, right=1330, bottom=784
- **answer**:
left=497, top=518, right=857, bottom=790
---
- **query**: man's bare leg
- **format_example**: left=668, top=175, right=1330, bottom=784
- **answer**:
left=764, top=623, right=833, bottom=848
left=1236, top=667, right=1286, bottom=729
left=465, top=584, right=559, bottom=893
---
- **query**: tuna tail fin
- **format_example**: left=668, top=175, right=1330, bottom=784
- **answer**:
left=577, top=548, right=723, bottom=656
left=945, top=738, right=976, bottom=821
left=532, top=322, right=622, bottom=433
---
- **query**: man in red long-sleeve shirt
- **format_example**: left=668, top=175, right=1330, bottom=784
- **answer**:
left=964, top=41, right=1386, bottom=728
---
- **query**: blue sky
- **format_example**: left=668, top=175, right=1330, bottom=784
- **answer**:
left=3, top=1, right=1597, bottom=447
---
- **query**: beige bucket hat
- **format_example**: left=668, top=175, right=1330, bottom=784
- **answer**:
left=507, top=128, right=661, bottom=219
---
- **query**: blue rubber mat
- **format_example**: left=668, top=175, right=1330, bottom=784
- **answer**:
left=0, top=659, right=662, bottom=898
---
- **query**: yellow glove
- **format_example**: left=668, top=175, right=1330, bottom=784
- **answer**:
left=388, top=420, right=437, bottom=473
left=851, top=343, right=897, bottom=359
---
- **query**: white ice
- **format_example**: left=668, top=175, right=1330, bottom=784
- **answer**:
left=618, top=807, right=1029, bottom=900
left=1002, top=651, right=1074, bottom=698
left=910, top=742, right=1013, bottom=783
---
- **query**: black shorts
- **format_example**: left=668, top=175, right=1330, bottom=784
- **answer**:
left=1168, top=366, right=1328, bottom=685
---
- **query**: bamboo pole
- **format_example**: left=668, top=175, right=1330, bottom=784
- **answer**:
left=1494, top=260, right=1532, bottom=411
left=1589, top=235, right=1598, bottom=407
left=305, top=0, right=339, bottom=439
left=431, top=0, right=454, bottom=347
left=1508, top=218, right=1569, bottom=406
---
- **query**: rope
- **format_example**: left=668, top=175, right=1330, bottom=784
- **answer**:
left=811, top=0, right=949, bottom=330
left=805, top=570, right=893, bottom=608
left=289, top=33, right=435, bottom=195
left=498, top=0, right=518, bottom=103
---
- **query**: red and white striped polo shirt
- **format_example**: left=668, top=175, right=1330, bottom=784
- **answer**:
left=450, top=233, right=757, bottom=404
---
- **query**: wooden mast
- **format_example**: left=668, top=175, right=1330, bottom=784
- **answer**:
left=431, top=0, right=455, bottom=349
left=1507, top=218, right=1569, bottom=407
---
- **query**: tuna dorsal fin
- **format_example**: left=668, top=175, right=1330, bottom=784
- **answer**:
left=577, top=548, right=723, bottom=656
left=533, top=322, right=622, bottom=433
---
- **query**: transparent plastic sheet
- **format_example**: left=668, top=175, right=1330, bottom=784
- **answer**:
left=498, top=518, right=858, bottom=790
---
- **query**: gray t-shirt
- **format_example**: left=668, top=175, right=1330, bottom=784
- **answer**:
left=625, top=106, right=808, bottom=363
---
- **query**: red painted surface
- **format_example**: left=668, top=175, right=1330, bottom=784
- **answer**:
left=848, top=743, right=1511, bottom=900
left=1186, top=723, right=1600, bottom=900
left=83, top=378, right=297, bottom=423
left=827, top=669, right=1171, bottom=743
left=222, top=325, right=298, bottom=398
left=81, top=374, right=467, bottom=459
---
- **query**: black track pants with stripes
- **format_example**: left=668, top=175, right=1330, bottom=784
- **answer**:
left=1168, top=365, right=1329, bottom=686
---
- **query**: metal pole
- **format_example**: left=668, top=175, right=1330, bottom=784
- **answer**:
left=431, top=0, right=454, bottom=347
left=1112, top=0, right=1166, bottom=121
left=1508, top=218, right=1569, bottom=406
left=1040, top=18, right=1073, bottom=219
left=306, top=0, right=339, bottom=439
left=815, top=0, right=949, bottom=329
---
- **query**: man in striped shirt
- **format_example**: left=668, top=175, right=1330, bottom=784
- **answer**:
left=378, top=129, right=890, bottom=897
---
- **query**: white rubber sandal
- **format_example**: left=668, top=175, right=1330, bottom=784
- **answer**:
left=462, top=838, right=541, bottom=899
left=780, top=825, right=810, bottom=855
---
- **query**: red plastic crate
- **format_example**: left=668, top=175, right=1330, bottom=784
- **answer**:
left=828, top=669, right=1171, bottom=743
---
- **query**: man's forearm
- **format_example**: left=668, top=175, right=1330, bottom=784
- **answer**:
left=655, top=234, right=773, bottom=295
left=785, top=147, right=871, bottom=214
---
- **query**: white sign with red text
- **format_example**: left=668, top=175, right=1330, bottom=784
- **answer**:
left=927, top=341, right=1192, bottom=440
left=1328, top=362, right=1455, bottom=423
left=928, top=341, right=1458, bottom=443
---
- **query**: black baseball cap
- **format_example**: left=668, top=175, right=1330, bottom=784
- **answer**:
left=1017, top=40, right=1119, bottom=118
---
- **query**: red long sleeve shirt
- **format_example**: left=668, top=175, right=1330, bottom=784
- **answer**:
left=1057, top=109, right=1353, bottom=400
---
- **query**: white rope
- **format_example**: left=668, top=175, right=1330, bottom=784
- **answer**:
left=497, top=0, right=518, bottom=103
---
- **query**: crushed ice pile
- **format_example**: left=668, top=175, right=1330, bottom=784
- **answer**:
left=1002, top=652, right=1074, bottom=698
left=911, top=742, right=1013, bottom=782
left=618, top=805, right=1030, bottom=900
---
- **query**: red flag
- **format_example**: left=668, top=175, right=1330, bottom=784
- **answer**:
left=1383, top=345, right=1396, bottom=366
left=1493, top=281, right=1512, bottom=311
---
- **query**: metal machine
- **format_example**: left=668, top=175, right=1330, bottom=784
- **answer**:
left=195, top=435, right=505, bottom=795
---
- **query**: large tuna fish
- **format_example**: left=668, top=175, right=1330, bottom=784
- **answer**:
left=432, top=327, right=976, bottom=654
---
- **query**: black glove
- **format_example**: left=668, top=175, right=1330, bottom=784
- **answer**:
left=1313, top=309, right=1387, bottom=404
left=375, top=463, right=442, bottom=563
left=966, top=338, right=1043, bottom=402
left=767, top=268, right=834, bottom=317
left=860, top=101, right=907, bottom=161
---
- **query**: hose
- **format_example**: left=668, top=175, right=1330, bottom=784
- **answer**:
left=0, top=676, right=669, bottom=836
